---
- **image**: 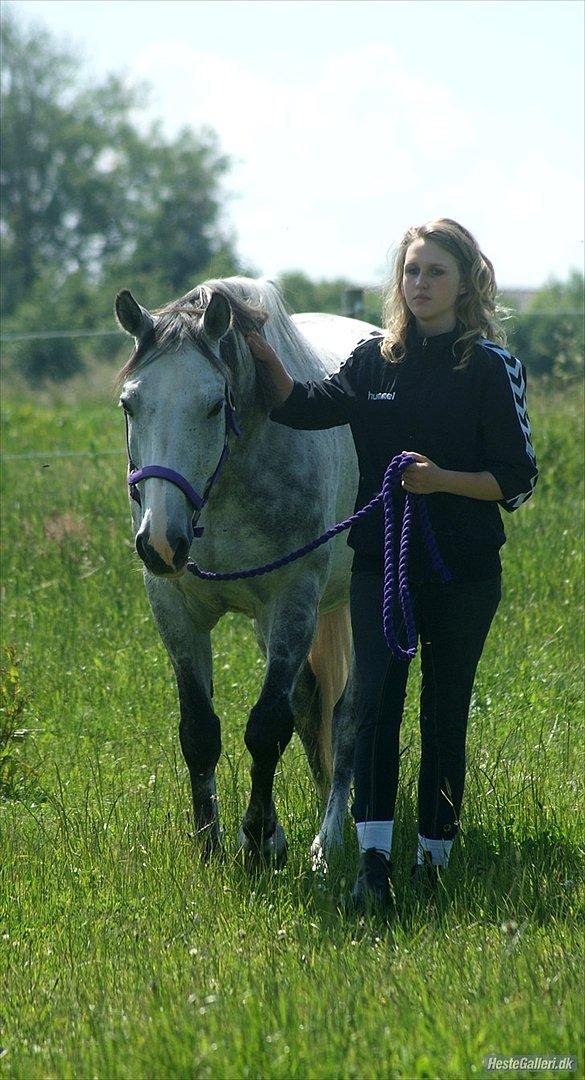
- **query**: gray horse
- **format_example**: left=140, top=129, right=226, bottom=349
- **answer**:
left=116, top=276, right=379, bottom=867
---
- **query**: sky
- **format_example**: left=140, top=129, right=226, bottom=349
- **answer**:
left=12, top=0, right=585, bottom=289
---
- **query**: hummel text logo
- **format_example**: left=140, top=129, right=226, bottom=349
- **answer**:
left=368, top=391, right=396, bottom=401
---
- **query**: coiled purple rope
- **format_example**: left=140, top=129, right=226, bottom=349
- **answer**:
left=187, top=452, right=451, bottom=661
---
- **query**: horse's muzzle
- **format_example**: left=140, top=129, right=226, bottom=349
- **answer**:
left=135, top=522, right=191, bottom=576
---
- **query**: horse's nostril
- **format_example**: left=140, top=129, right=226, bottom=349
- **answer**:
left=135, top=530, right=147, bottom=562
left=172, top=536, right=190, bottom=569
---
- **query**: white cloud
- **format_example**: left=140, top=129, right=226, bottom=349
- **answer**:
left=132, top=39, right=582, bottom=286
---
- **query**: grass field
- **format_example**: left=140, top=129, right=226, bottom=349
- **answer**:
left=0, top=379, right=583, bottom=1079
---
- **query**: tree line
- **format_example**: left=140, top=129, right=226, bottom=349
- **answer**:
left=1, top=8, right=582, bottom=384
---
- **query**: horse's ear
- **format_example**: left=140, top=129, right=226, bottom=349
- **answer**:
left=115, top=290, right=154, bottom=339
left=203, top=292, right=232, bottom=342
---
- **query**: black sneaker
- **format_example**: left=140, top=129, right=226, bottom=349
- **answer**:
left=351, top=849, right=395, bottom=914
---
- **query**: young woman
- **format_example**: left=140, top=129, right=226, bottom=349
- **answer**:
left=246, top=218, right=538, bottom=912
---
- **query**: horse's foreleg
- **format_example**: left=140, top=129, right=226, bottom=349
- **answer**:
left=176, top=666, right=222, bottom=856
left=145, top=579, right=222, bottom=857
left=239, top=583, right=320, bottom=866
left=239, top=682, right=293, bottom=867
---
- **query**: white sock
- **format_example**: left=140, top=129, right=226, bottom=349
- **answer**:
left=356, top=820, right=393, bottom=859
left=417, top=834, right=453, bottom=867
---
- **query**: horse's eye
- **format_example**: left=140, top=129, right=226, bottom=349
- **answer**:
left=119, top=398, right=133, bottom=416
left=207, top=399, right=224, bottom=419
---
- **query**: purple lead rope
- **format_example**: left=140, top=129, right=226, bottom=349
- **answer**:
left=187, top=452, right=451, bottom=661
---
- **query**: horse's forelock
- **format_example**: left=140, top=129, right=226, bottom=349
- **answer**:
left=197, top=279, right=268, bottom=336
left=115, top=275, right=319, bottom=389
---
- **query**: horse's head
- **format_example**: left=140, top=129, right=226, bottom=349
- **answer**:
left=116, top=285, right=255, bottom=577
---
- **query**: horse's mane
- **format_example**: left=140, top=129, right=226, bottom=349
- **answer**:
left=116, top=276, right=328, bottom=387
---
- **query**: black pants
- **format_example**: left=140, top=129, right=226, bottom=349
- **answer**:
left=350, top=570, right=501, bottom=840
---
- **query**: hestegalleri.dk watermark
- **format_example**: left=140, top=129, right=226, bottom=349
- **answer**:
left=483, top=1056, right=577, bottom=1072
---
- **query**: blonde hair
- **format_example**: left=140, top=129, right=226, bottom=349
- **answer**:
left=381, top=218, right=508, bottom=369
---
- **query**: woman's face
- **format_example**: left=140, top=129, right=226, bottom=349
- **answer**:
left=402, top=237, right=465, bottom=335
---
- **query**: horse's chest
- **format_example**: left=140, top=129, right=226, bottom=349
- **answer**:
left=179, top=576, right=254, bottom=620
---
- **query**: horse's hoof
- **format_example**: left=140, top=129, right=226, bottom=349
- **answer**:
left=310, top=834, right=328, bottom=876
left=237, top=823, right=288, bottom=870
left=190, top=827, right=224, bottom=863
left=266, top=823, right=288, bottom=867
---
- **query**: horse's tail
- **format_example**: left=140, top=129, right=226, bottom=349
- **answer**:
left=308, top=605, right=352, bottom=779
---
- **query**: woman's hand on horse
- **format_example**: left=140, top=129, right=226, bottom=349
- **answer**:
left=401, top=452, right=445, bottom=494
left=246, top=332, right=281, bottom=365
left=246, top=332, right=294, bottom=406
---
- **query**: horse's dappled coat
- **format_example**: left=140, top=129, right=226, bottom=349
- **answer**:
left=117, top=276, right=378, bottom=864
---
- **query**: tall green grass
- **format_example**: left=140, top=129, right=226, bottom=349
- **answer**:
left=0, top=383, right=583, bottom=1078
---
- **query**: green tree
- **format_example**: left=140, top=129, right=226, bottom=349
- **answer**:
left=507, top=271, right=584, bottom=378
left=277, top=272, right=323, bottom=313
left=111, top=125, right=234, bottom=293
left=1, top=10, right=135, bottom=307
left=0, top=7, right=237, bottom=318
left=1, top=7, right=243, bottom=382
left=278, top=271, right=382, bottom=325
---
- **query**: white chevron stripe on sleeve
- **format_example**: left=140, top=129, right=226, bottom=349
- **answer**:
left=479, top=341, right=537, bottom=464
left=507, top=473, right=538, bottom=509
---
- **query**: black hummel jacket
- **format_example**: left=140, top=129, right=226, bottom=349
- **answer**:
left=270, top=325, right=538, bottom=582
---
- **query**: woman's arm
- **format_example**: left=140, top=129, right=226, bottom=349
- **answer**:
left=246, top=332, right=294, bottom=409
left=477, top=350, right=538, bottom=512
left=246, top=331, right=360, bottom=430
left=401, top=452, right=504, bottom=500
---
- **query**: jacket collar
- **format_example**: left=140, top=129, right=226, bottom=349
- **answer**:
left=406, top=320, right=462, bottom=359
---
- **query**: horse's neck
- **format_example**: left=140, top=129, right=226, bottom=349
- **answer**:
left=232, top=321, right=325, bottom=399
left=229, top=323, right=325, bottom=417
left=221, top=331, right=252, bottom=410
left=206, top=326, right=323, bottom=520
left=224, top=335, right=267, bottom=424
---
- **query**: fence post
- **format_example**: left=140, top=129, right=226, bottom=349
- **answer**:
left=342, top=287, right=364, bottom=319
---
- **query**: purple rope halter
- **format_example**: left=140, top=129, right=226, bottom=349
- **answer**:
left=126, top=384, right=241, bottom=538
left=187, top=452, right=451, bottom=661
